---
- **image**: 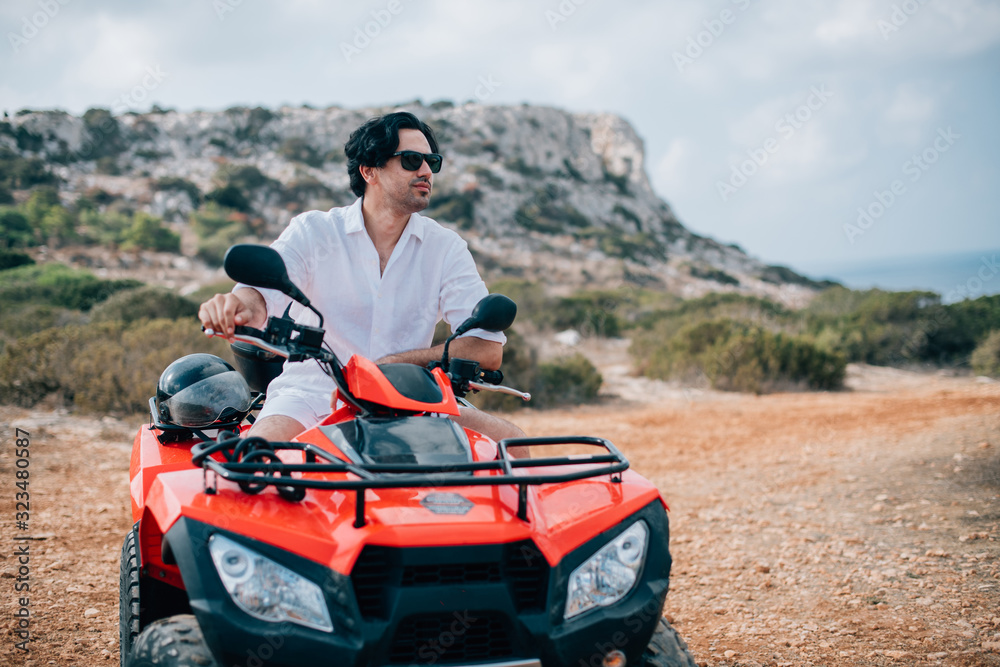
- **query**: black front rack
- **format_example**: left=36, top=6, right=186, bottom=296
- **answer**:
left=191, top=436, right=629, bottom=527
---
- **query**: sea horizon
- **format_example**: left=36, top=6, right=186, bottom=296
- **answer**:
left=794, top=248, right=1000, bottom=304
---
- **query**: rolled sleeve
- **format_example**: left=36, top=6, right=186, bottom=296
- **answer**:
left=439, top=238, right=507, bottom=345
left=233, top=212, right=316, bottom=318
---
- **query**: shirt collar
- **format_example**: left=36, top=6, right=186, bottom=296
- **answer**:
left=347, top=196, right=427, bottom=242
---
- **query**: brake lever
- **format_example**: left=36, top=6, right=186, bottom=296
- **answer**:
left=202, top=325, right=291, bottom=360
left=468, top=380, right=531, bottom=401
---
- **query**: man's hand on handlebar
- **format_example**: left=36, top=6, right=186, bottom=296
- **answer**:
left=198, top=288, right=267, bottom=342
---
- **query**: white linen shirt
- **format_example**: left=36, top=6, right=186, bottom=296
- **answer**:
left=236, top=197, right=504, bottom=408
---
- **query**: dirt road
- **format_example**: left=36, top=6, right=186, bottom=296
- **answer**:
left=1, top=364, right=999, bottom=666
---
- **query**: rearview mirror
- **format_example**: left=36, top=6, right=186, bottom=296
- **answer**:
left=224, top=244, right=294, bottom=294
left=454, top=294, right=517, bottom=335
left=223, top=244, right=318, bottom=323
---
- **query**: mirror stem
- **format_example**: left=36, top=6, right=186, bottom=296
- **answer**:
left=307, top=303, right=324, bottom=329
left=441, top=333, right=457, bottom=372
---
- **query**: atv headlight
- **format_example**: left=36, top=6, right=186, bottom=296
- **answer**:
left=564, top=520, right=648, bottom=620
left=208, top=534, right=333, bottom=632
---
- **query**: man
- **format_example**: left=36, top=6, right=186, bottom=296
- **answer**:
left=198, top=112, right=525, bottom=445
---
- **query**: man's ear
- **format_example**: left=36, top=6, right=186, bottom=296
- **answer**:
left=360, top=164, right=378, bottom=186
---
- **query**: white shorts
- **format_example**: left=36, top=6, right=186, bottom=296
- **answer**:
left=256, top=389, right=332, bottom=430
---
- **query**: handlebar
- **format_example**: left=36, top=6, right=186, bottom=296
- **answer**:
left=204, top=318, right=532, bottom=404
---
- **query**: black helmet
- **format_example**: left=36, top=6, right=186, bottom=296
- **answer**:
left=155, top=354, right=253, bottom=428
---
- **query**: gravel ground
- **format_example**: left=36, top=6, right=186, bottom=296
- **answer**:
left=1, top=364, right=998, bottom=666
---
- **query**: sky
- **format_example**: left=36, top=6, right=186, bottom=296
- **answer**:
left=2, top=0, right=999, bottom=289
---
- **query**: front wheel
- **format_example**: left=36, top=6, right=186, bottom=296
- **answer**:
left=640, top=617, right=697, bottom=667
left=128, top=614, right=220, bottom=667
left=119, top=530, right=140, bottom=665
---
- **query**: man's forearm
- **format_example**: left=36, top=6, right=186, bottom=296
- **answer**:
left=376, top=337, right=503, bottom=369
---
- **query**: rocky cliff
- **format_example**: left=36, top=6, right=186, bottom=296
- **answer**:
left=2, top=102, right=828, bottom=304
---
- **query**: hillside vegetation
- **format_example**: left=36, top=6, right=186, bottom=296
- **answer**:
left=2, top=103, right=832, bottom=302
left=1, top=259, right=999, bottom=415
left=3, top=103, right=999, bottom=414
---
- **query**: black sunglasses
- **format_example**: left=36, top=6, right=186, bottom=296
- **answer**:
left=391, top=150, right=443, bottom=173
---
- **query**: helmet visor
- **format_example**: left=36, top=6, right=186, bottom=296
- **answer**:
left=162, top=370, right=253, bottom=428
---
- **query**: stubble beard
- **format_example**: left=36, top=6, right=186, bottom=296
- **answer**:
left=397, top=178, right=431, bottom=214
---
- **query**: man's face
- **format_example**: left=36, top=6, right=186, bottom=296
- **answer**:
left=370, top=128, right=435, bottom=214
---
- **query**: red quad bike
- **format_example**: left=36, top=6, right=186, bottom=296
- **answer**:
left=121, top=244, right=696, bottom=667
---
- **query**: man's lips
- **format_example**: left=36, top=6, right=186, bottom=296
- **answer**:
left=413, top=181, right=431, bottom=193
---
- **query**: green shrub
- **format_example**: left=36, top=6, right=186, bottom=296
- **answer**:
left=14, top=188, right=79, bottom=247
left=514, top=195, right=590, bottom=234
left=0, top=303, right=86, bottom=342
left=504, top=157, right=544, bottom=178
left=970, top=330, right=1000, bottom=378
left=533, top=353, right=603, bottom=408
left=226, top=106, right=275, bottom=143
left=760, top=264, right=837, bottom=289
left=214, top=164, right=278, bottom=193
left=0, top=250, right=33, bottom=271
left=89, top=286, right=198, bottom=324
left=197, top=222, right=251, bottom=266
left=579, top=227, right=666, bottom=263
left=0, top=263, right=141, bottom=310
left=632, top=318, right=845, bottom=393
left=803, top=287, right=976, bottom=366
left=190, top=205, right=254, bottom=266
left=81, top=108, right=125, bottom=159
left=279, top=138, right=323, bottom=167
left=280, top=176, right=335, bottom=207
left=469, top=331, right=603, bottom=412
left=120, top=212, right=181, bottom=252
left=636, top=292, right=797, bottom=338
left=1, top=209, right=34, bottom=248
left=185, top=280, right=237, bottom=305
left=204, top=184, right=251, bottom=213
left=0, top=147, right=58, bottom=190
left=95, top=156, right=120, bottom=175
left=551, top=290, right=634, bottom=338
left=426, top=189, right=480, bottom=229
left=487, top=279, right=551, bottom=329
left=154, top=177, right=201, bottom=206
left=0, top=318, right=232, bottom=414
left=469, top=329, right=537, bottom=413
left=689, top=264, right=739, bottom=286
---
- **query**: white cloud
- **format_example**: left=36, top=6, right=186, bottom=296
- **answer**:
left=877, top=83, right=939, bottom=145
left=64, top=14, right=162, bottom=94
left=653, top=137, right=700, bottom=194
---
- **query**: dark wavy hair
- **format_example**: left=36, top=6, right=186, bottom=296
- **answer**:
left=344, top=112, right=439, bottom=197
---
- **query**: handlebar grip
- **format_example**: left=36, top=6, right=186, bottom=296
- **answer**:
left=480, top=369, right=504, bottom=384
left=234, top=325, right=265, bottom=338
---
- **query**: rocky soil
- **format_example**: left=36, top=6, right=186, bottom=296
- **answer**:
left=1, top=364, right=998, bottom=666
